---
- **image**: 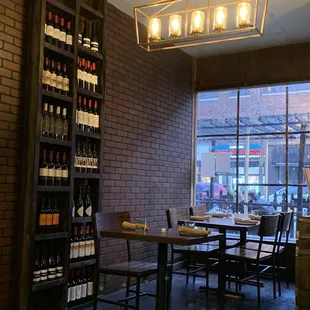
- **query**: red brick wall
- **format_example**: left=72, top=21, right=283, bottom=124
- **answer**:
left=99, top=4, right=193, bottom=291
left=0, top=0, right=26, bottom=309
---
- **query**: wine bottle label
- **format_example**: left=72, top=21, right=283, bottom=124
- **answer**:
left=62, top=169, right=68, bottom=178
left=87, top=72, right=92, bottom=84
left=77, top=207, right=84, bottom=218
left=79, top=241, right=85, bottom=257
left=42, top=69, right=45, bottom=84
left=81, top=70, right=87, bottom=84
left=48, top=167, right=55, bottom=178
left=74, top=155, right=80, bottom=168
left=50, top=72, right=57, bottom=88
left=56, top=271, right=63, bottom=278
left=59, top=30, right=66, bottom=42
left=90, top=240, right=95, bottom=255
left=46, top=214, right=53, bottom=226
left=91, top=47, right=99, bottom=52
left=85, top=240, right=91, bottom=256
left=55, top=169, right=62, bottom=178
left=46, top=25, right=53, bottom=36
left=70, top=285, right=76, bottom=302
left=84, top=112, right=89, bottom=127
left=44, top=70, right=51, bottom=85
left=40, top=269, right=48, bottom=281
left=44, top=23, right=47, bottom=35
left=78, top=34, right=82, bottom=44
left=66, top=34, right=73, bottom=46
left=87, top=281, right=93, bottom=296
left=78, top=110, right=84, bottom=125
left=73, top=242, right=79, bottom=258
left=85, top=206, right=92, bottom=217
left=72, top=205, right=75, bottom=218
left=89, top=114, right=94, bottom=128
left=83, top=38, right=91, bottom=48
left=94, top=75, right=98, bottom=86
left=94, top=115, right=99, bottom=128
left=56, top=266, right=63, bottom=278
left=63, top=77, right=69, bottom=91
left=81, top=283, right=87, bottom=298
left=67, top=287, right=71, bottom=303
left=39, top=213, right=47, bottom=226
left=93, top=158, right=98, bottom=169
left=62, top=123, right=68, bottom=138
left=48, top=267, right=56, bottom=279
left=91, top=41, right=99, bottom=52
left=87, top=157, right=93, bottom=169
left=77, top=69, right=81, bottom=81
left=70, top=243, right=73, bottom=259
left=39, top=167, right=48, bottom=177
left=76, top=284, right=82, bottom=300
left=53, top=28, right=60, bottom=40
left=33, top=270, right=41, bottom=283
left=56, top=75, right=63, bottom=90
left=52, top=213, right=59, bottom=225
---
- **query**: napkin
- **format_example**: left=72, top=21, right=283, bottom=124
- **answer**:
left=234, top=217, right=258, bottom=224
left=212, top=212, right=231, bottom=218
left=190, top=215, right=211, bottom=221
left=178, top=226, right=210, bottom=236
left=249, top=214, right=261, bottom=221
left=122, top=221, right=149, bottom=231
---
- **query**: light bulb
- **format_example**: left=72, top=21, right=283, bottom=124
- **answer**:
left=148, top=18, right=161, bottom=42
left=213, top=7, right=227, bottom=32
left=237, top=2, right=251, bottom=28
left=169, top=15, right=182, bottom=39
left=190, top=11, right=205, bottom=36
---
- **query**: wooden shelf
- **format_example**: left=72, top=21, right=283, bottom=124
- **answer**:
left=67, top=300, right=94, bottom=310
left=76, top=130, right=101, bottom=140
left=32, top=277, right=66, bottom=292
left=37, top=186, right=70, bottom=192
left=42, top=89, right=73, bottom=103
left=74, top=173, right=100, bottom=179
left=44, top=41, right=75, bottom=59
left=46, top=0, right=75, bottom=15
left=77, top=88, right=103, bottom=100
left=40, top=136, right=72, bottom=147
left=80, top=2, right=104, bottom=20
left=78, top=45, right=103, bottom=61
left=69, top=258, right=96, bottom=269
left=72, top=217, right=92, bottom=223
left=35, top=232, right=68, bottom=241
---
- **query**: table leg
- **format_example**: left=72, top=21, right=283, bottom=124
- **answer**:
left=156, top=243, right=168, bottom=310
left=218, top=235, right=226, bottom=295
left=240, top=231, right=247, bottom=245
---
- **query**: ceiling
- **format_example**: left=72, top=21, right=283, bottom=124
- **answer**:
left=108, top=0, right=310, bottom=57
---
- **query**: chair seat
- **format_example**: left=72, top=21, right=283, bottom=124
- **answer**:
left=174, top=242, right=219, bottom=254
left=225, top=247, right=272, bottom=260
left=100, top=261, right=158, bottom=277
left=226, top=240, right=239, bottom=248
left=242, top=242, right=284, bottom=253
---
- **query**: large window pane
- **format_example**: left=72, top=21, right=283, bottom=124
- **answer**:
left=197, top=90, right=237, bottom=136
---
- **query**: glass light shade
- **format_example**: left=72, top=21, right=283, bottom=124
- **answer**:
left=148, top=18, right=161, bottom=42
left=213, top=7, right=227, bottom=32
left=169, top=15, right=182, bottom=39
left=190, top=11, right=205, bottom=36
left=237, top=2, right=251, bottom=28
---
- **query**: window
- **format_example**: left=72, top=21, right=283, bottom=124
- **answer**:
left=195, top=83, right=310, bottom=239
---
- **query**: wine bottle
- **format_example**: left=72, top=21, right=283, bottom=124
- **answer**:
left=81, top=268, right=87, bottom=299
left=81, top=142, right=87, bottom=173
left=46, top=12, right=54, bottom=44
left=55, top=106, right=62, bottom=139
left=48, top=104, right=55, bottom=138
left=85, top=60, right=90, bottom=91
left=86, top=142, right=93, bottom=173
left=53, top=14, right=60, bottom=46
left=91, top=22, right=99, bottom=52
left=84, top=186, right=92, bottom=217
left=82, top=19, right=90, bottom=49
left=56, top=251, right=63, bottom=278
left=69, top=270, right=77, bottom=304
left=61, top=152, right=69, bottom=186
left=76, top=185, right=84, bottom=217
left=59, top=18, right=66, bottom=49
left=92, top=63, right=98, bottom=93
left=62, top=108, right=68, bottom=140
left=76, top=96, right=83, bottom=130
left=67, top=271, right=72, bottom=303
left=81, top=58, right=86, bottom=89
left=93, top=144, right=98, bottom=173
left=39, top=196, right=47, bottom=233
left=52, top=197, right=59, bottom=232
left=84, top=224, right=91, bottom=257
left=78, top=17, right=84, bottom=45
left=56, top=62, right=63, bottom=93
left=88, top=99, right=94, bottom=133
left=49, top=60, right=57, bottom=92
left=82, top=98, right=88, bottom=132
left=62, top=64, right=69, bottom=96
left=47, top=245, right=56, bottom=280
left=87, top=267, right=93, bottom=297
left=47, top=150, right=55, bottom=186
left=41, top=103, right=49, bottom=137
left=54, top=152, right=61, bottom=186
left=65, top=21, right=73, bottom=52
left=42, top=57, right=51, bottom=90
left=39, top=149, right=48, bottom=186
left=70, top=225, right=78, bottom=260
left=77, top=57, right=82, bottom=88
left=46, top=197, right=53, bottom=233
left=75, top=141, right=82, bottom=173
left=78, top=224, right=86, bottom=259
left=75, top=269, right=82, bottom=301
left=33, top=248, right=41, bottom=284
left=40, top=246, right=48, bottom=281
left=93, top=101, right=99, bottom=134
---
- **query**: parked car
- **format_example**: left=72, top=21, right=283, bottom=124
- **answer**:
left=268, top=186, right=309, bottom=204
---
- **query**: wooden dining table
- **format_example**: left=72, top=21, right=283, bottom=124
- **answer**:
left=101, top=227, right=225, bottom=310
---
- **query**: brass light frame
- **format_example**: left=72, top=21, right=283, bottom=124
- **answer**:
left=134, top=0, right=268, bottom=52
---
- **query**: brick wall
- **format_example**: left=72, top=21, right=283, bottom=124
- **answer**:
left=0, top=0, right=26, bottom=309
left=99, top=4, right=193, bottom=291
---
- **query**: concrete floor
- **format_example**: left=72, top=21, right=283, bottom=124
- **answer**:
left=90, top=273, right=296, bottom=310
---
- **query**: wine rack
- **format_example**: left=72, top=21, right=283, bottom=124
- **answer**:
left=17, top=0, right=106, bottom=310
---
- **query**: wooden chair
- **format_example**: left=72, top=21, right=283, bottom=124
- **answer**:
left=224, top=215, right=280, bottom=307
left=166, top=207, right=218, bottom=289
left=93, top=212, right=157, bottom=310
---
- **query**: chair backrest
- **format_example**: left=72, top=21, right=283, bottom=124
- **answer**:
left=166, top=208, right=190, bottom=229
left=190, top=205, right=207, bottom=217
left=279, top=211, right=293, bottom=233
left=258, top=215, right=280, bottom=237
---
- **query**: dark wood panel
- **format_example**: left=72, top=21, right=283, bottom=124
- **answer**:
left=69, top=258, right=96, bottom=269
left=32, top=278, right=66, bottom=292
left=40, top=136, right=72, bottom=147
left=35, top=232, right=68, bottom=241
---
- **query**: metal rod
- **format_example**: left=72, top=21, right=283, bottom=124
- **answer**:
left=260, top=0, right=268, bottom=34
left=207, top=0, right=210, bottom=35
left=184, top=0, right=188, bottom=38
left=285, top=86, right=289, bottom=212
left=253, top=0, right=258, bottom=28
left=149, top=1, right=176, bottom=19
left=134, top=9, right=140, bottom=45
left=236, top=90, right=240, bottom=213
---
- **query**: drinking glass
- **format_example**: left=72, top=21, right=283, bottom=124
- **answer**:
left=135, top=218, right=147, bottom=232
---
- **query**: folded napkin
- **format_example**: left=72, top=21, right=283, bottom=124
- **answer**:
left=178, top=226, right=210, bottom=236
left=212, top=213, right=231, bottom=218
left=122, top=221, right=149, bottom=231
left=190, top=215, right=211, bottom=221
left=249, top=214, right=261, bottom=221
left=234, top=217, right=258, bottom=224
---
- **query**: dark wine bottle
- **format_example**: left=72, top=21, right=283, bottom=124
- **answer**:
left=78, top=224, right=86, bottom=259
left=46, top=197, right=53, bottom=233
left=69, top=270, right=76, bottom=304
left=61, top=108, right=68, bottom=140
left=46, top=12, right=54, bottom=44
left=77, top=96, right=83, bottom=130
left=42, top=57, right=51, bottom=90
left=62, top=64, right=69, bottom=96
left=53, top=14, right=60, bottom=46
left=82, top=19, right=90, bottom=49
left=39, top=149, right=48, bottom=185
left=88, top=99, right=93, bottom=133
left=40, top=246, right=48, bottom=282
left=87, top=142, right=93, bottom=173
left=75, top=185, right=84, bottom=217
left=48, top=104, right=55, bottom=138
left=47, top=245, right=56, bottom=280
left=55, top=106, right=62, bottom=139
left=55, top=250, right=63, bottom=278
left=38, top=196, right=47, bottom=233
left=59, top=18, right=66, bottom=49
left=87, top=267, right=93, bottom=297
left=65, top=21, right=73, bottom=52
left=85, top=224, right=91, bottom=257
left=49, top=60, right=57, bottom=92
left=81, top=268, right=87, bottom=299
left=61, top=152, right=69, bottom=186
left=75, top=140, right=82, bottom=173
left=93, top=144, right=98, bottom=173
left=56, top=62, right=63, bottom=93
left=47, top=150, right=55, bottom=186
left=91, top=22, right=99, bottom=52
left=78, top=17, right=84, bottom=45
left=52, top=197, right=59, bottom=232
left=84, top=185, right=92, bottom=217
left=81, top=141, right=87, bottom=173
left=82, top=98, right=88, bottom=132
left=54, top=151, right=61, bottom=186
left=33, top=247, right=41, bottom=284
left=93, top=101, right=99, bottom=134
left=41, top=103, right=49, bottom=137
left=92, top=62, right=98, bottom=93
